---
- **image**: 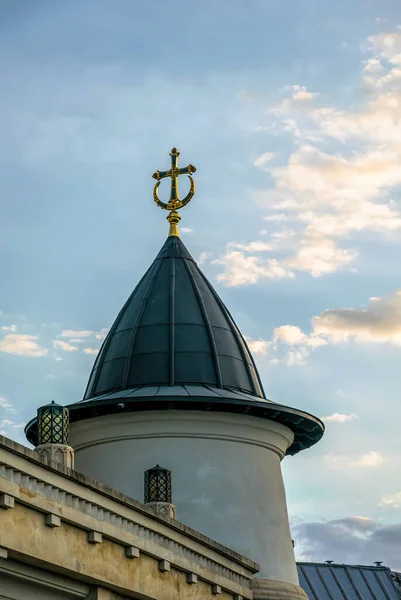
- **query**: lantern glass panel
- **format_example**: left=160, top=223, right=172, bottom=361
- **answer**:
left=37, top=402, right=69, bottom=446
left=144, top=465, right=172, bottom=503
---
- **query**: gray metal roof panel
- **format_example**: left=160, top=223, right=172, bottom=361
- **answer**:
left=156, top=386, right=190, bottom=396
left=297, top=564, right=401, bottom=600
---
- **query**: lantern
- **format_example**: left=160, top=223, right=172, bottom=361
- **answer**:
left=37, top=401, right=69, bottom=446
left=144, top=465, right=172, bottom=504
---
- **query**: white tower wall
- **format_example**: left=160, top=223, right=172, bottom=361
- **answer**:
left=70, top=409, right=298, bottom=585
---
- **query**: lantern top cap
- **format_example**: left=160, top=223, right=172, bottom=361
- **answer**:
left=38, top=400, right=64, bottom=409
left=147, top=464, right=170, bottom=472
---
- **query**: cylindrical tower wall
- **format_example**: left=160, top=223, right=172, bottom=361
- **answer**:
left=70, top=410, right=298, bottom=584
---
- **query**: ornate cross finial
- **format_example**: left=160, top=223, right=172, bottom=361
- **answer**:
left=152, top=148, right=196, bottom=236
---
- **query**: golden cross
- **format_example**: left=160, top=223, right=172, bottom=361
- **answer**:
left=152, top=148, right=197, bottom=236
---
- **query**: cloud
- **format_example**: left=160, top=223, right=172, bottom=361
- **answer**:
left=83, top=348, right=98, bottom=355
left=52, top=340, right=78, bottom=352
left=228, top=241, right=272, bottom=252
left=181, top=227, right=193, bottom=233
left=246, top=288, right=401, bottom=367
left=95, top=328, right=109, bottom=340
left=253, top=152, right=275, bottom=168
left=266, top=289, right=401, bottom=366
left=198, top=252, right=211, bottom=265
left=0, top=397, right=13, bottom=411
left=272, top=86, right=319, bottom=114
left=245, top=337, right=271, bottom=355
left=313, top=290, right=401, bottom=344
left=273, top=325, right=326, bottom=348
left=60, top=329, right=93, bottom=338
left=293, top=517, right=401, bottom=570
left=286, top=235, right=356, bottom=277
left=263, top=213, right=291, bottom=222
left=321, top=413, right=358, bottom=423
left=270, top=325, right=327, bottom=364
left=1, top=324, right=17, bottom=332
left=225, top=27, right=401, bottom=284
left=267, top=145, right=401, bottom=236
left=0, top=334, right=48, bottom=357
left=324, top=451, right=384, bottom=469
left=379, top=492, right=401, bottom=508
left=213, top=251, right=294, bottom=286
left=368, top=27, right=401, bottom=63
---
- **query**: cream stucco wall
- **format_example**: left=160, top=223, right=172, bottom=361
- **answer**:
left=71, top=410, right=298, bottom=584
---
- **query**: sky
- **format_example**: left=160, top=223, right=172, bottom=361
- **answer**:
left=1, top=0, right=401, bottom=571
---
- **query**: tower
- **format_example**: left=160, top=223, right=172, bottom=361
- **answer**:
left=25, top=149, right=324, bottom=599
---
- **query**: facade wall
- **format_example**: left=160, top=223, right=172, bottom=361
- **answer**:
left=1, top=434, right=257, bottom=600
left=71, top=410, right=298, bottom=584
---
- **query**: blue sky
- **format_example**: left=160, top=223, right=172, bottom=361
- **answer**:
left=1, top=0, right=401, bottom=569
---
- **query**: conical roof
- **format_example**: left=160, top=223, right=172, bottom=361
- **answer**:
left=84, top=236, right=265, bottom=400
left=25, top=234, right=324, bottom=455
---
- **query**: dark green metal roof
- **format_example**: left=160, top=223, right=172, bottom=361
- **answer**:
left=84, top=235, right=265, bottom=399
left=25, top=235, right=325, bottom=454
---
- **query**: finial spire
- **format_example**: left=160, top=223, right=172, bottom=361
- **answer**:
left=152, top=148, right=196, bottom=236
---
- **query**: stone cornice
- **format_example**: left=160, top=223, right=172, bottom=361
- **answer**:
left=0, top=435, right=256, bottom=599
left=0, top=434, right=257, bottom=573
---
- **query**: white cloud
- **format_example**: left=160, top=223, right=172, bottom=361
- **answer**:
left=291, top=85, right=319, bottom=102
left=263, top=213, right=291, bottom=222
left=1, top=324, right=17, bottom=332
left=60, top=329, right=93, bottom=338
left=181, top=227, right=193, bottom=233
left=198, top=252, right=210, bottom=265
left=0, top=419, right=13, bottom=427
left=274, top=325, right=327, bottom=349
left=52, top=339, right=78, bottom=352
left=351, top=452, right=385, bottom=468
left=267, top=145, right=401, bottom=236
left=0, top=397, right=13, bottom=411
left=253, top=152, right=275, bottom=168
left=245, top=337, right=271, bottom=355
left=213, top=251, right=294, bottom=286
left=83, top=348, right=98, bottom=355
left=272, top=86, right=319, bottom=115
left=239, top=27, right=401, bottom=284
left=95, top=328, right=109, bottom=340
left=313, top=290, right=401, bottom=344
left=287, top=235, right=356, bottom=277
left=368, top=27, right=401, bottom=60
left=260, top=288, right=401, bottom=367
left=321, top=413, right=358, bottom=423
left=271, top=324, right=327, bottom=365
left=0, top=334, right=48, bottom=357
left=68, top=338, right=85, bottom=343
left=324, top=451, right=384, bottom=469
left=379, top=491, right=401, bottom=508
left=228, top=241, right=272, bottom=252
left=46, top=374, right=55, bottom=379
